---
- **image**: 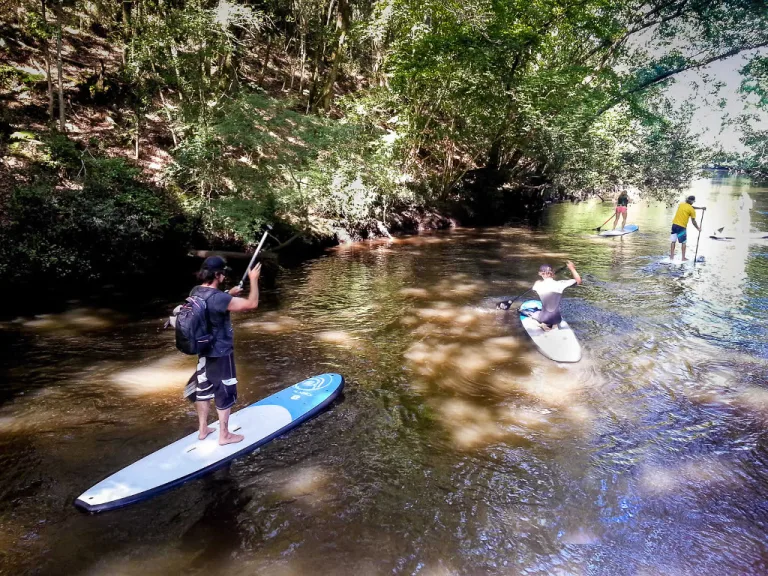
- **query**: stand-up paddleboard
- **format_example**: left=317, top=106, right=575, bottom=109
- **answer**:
left=660, top=256, right=704, bottom=267
left=599, top=224, right=639, bottom=237
left=519, top=300, right=581, bottom=363
left=75, top=373, right=344, bottom=513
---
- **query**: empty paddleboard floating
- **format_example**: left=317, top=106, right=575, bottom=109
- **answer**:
left=75, top=373, right=344, bottom=513
left=519, top=300, right=581, bottom=363
left=599, top=224, right=639, bottom=237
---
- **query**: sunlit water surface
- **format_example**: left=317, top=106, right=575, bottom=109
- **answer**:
left=1, top=176, right=768, bottom=575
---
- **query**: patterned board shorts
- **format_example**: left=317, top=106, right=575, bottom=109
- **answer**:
left=187, top=353, right=238, bottom=411
left=670, top=224, right=687, bottom=244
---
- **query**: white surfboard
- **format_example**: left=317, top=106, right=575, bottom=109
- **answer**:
left=75, top=373, right=344, bottom=513
left=660, top=256, right=704, bottom=267
left=519, top=300, right=581, bottom=363
left=599, top=224, right=639, bottom=237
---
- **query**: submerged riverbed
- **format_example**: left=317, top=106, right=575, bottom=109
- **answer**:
left=2, top=176, right=768, bottom=575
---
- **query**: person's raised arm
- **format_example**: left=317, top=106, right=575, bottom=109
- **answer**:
left=228, top=263, right=261, bottom=312
left=566, top=260, right=582, bottom=285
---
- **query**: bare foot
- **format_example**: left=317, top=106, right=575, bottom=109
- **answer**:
left=682, top=257, right=689, bottom=261
left=540, top=323, right=552, bottom=332
left=219, top=433, right=244, bottom=446
left=198, top=426, right=215, bottom=440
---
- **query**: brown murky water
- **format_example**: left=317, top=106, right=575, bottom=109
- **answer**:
left=2, top=176, right=768, bottom=575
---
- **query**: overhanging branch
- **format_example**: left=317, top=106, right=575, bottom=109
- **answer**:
left=595, top=40, right=768, bottom=118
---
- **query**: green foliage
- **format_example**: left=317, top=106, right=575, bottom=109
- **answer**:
left=382, top=0, right=768, bottom=202
left=124, top=0, right=265, bottom=129
left=0, top=65, right=45, bottom=90
left=0, top=136, right=190, bottom=286
left=4, top=0, right=768, bottom=293
left=168, top=90, right=414, bottom=241
left=736, top=56, right=768, bottom=179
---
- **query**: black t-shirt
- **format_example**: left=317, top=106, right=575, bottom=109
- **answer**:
left=190, top=286, right=234, bottom=357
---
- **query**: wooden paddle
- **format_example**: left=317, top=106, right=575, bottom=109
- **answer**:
left=593, top=214, right=615, bottom=231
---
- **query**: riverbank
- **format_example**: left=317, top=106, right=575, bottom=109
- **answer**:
left=1, top=177, right=767, bottom=575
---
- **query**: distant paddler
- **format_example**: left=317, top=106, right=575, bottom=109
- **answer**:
left=612, top=190, right=630, bottom=230
left=669, top=195, right=705, bottom=262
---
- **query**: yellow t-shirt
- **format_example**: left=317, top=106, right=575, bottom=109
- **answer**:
left=672, top=202, right=696, bottom=227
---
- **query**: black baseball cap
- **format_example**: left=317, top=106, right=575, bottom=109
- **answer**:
left=686, top=195, right=695, bottom=203
left=201, top=256, right=231, bottom=274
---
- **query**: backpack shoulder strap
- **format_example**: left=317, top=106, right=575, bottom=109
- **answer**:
left=195, top=288, right=220, bottom=332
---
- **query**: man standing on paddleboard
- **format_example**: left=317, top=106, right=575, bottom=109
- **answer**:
left=669, top=195, right=703, bottom=261
left=524, top=261, right=582, bottom=331
left=186, top=256, right=261, bottom=445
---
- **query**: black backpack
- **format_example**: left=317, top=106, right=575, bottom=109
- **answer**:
left=173, top=293, right=215, bottom=355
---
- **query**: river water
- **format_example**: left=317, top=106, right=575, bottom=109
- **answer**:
left=1, top=176, right=768, bottom=575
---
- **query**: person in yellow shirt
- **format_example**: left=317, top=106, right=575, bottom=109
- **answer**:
left=669, top=195, right=704, bottom=261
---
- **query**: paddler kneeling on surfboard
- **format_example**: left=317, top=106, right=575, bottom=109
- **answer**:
left=521, top=261, right=582, bottom=331
left=186, top=256, right=262, bottom=446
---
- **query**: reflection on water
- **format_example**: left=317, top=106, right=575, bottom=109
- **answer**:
left=1, top=177, right=768, bottom=575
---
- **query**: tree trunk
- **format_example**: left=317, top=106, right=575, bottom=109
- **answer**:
left=287, top=36, right=296, bottom=91
left=298, top=31, right=307, bottom=96
left=56, top=3, right=65, bottom=132
left=41, top=0, right=54, bottom=127
left=321, top=0, right=349, bottom=112
left=307, top=1, right=328, bottom=114
left=259, top=36, right=272, bottom=85
left=170, top=44, right=184, bottom=104
left=121, top=1, right=133, bottom=65
left=307, top=47, right=321, bottom=113
left=134, top=107, right=140, bottom=160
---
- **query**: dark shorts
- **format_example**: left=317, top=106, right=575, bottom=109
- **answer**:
left=521, top=307, right=562, bottom=327
left=671, top=224, right=687, bottom=244
left=187, top=354, right=238, bottom=411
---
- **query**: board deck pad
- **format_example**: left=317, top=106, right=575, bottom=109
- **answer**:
left=519, top=300, right=581, bottom=363
left=599, top=224, right=639, bottom=237
left=75, top=373, right=344, bottom=513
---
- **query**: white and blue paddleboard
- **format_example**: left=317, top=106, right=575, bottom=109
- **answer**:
left=660, top=256, right=704, bottom=267
left=519, top=300, right=581, bottom=363
left=75, top=373, right=344, bottom=513
left=599, top=224, right=639, bottom=237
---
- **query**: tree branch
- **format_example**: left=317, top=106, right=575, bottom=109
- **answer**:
left=595, top=40, right=768, bottom=117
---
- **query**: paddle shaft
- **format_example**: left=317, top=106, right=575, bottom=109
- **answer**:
left=497, top=265, right=568, bottom=309
left=238, top=227, right=272, bottom=289
left=693, top=208, right=706, bottom=267
left=594, top=214, right=615, bottom=231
